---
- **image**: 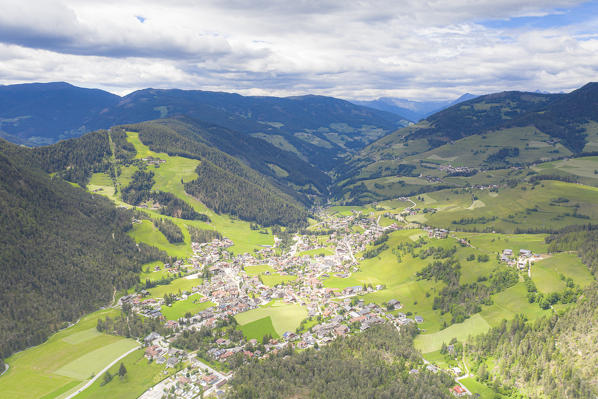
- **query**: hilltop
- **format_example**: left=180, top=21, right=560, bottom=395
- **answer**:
left=335, top=83, right=598, bottom=203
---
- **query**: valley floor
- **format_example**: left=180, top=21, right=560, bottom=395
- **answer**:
left=3, top=129, right=597, bottom=399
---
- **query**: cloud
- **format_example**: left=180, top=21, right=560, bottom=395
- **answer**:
left=0, top=0, right=595, bottom=99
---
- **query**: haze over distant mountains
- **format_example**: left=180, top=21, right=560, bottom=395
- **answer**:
left=351, top=93, right=478, bottom=121
left=0, top=82, right=409, bottom=170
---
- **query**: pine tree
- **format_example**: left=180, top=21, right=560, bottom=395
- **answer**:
left=118, top=362, right=127, bottom=378
left=102, top=371, right=113, bottom=385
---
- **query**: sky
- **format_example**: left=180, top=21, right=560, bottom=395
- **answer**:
left=0, top=0, right=597, bottom=100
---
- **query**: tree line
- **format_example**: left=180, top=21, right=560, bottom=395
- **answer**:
left=226, top=324, right=455, bottom=399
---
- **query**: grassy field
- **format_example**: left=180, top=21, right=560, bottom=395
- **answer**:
left=54, top=340, right=138, bottom=380
left=415, top=314, right=491, bottom=353
left=0, top=309, right=138, bottom=399
left=130, top=220, right=192, bottom=258
left=124, top=132, right=275, bottom=256
left=235, top=301, right=307, bottom=336
left=238, top=316, right=279, bottom=340
left=533, top=156, right=598, bottom=187
left=298, top=247, right=335, bottom=257
left=417, top=181, right=598, bottom=233
left=75, top=349, right=176, bottom=399
left=161, top=295, right=215, bottom=320
left=260, top=273, right=297, bottom=287
left=87, top=172, right=115, bottom=198
left=532, top=252, right=594, bottom=292
left=139, top=261, right=172, bottom=283
left=460, top=377, right=505, bottom=398
left=244, top=264, right=275, bottom=276
left=146, top=276, right=203, bottom=298
left=415, top=282, right=550, bottom=353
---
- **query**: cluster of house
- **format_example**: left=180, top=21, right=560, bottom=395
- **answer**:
left=438, top=164, right=476, bottom=175
left=192, top=238, right=234, bottom=266
left=142, top=156, right=166, bottom=166
left=133, top=209, right=479, bottom=398
left=140, top=354, right=227, bottom=399
left=421, top=174, right=444, bottom=183
left=424, top=226, right=449, bottom=239
left=143, top=332, right=184, bottom=368
left=500, top=248, right=535, bottom=269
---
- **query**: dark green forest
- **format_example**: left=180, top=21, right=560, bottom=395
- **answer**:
left=0, top=139, right=165, bottom=359
left=31, top=130, right=112, bottom=187
left=226, top=324, right=455, bottom=399
left=153, top=218, right=184, bottom=244
left=187, top=226, right=222, bottom=243
left=185, top=161, right=308, bottom=227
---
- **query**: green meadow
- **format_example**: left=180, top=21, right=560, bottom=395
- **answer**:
left=235, top=301, right=307, bottom=337
left=75, top=349, right=176, bottom=399
left=298, top=247, right=335, bottom=257
left=532, top=252, right=593, bottom=293
left=146, top=276, right=203, bottom=298
left=415, top=282, right=550, bottom=353
left=413, top=181, right=598, bottom=233
left=161, top=295, right=215, bottom=320
left=533, top=156, right=598, bottom=187
left=238, top=317, right=279, bottom=340
left=0, top=309, right=138, bottom=399
left=124, top=132, right=274, bottom=256
left=460, top=377, right=505, bottom=399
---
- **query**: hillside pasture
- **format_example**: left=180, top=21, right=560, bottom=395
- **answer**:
left=146, top=276, right=202, bottom=298
left=0, top=309, right=137, bottom=399
left=124, top=132, right=275, bottom=255
left=532, top=252, right=594, bottom=293
left=419, top=181, right=598, bottom=233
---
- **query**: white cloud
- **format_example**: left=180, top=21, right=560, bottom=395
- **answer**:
left=0, top=0, right=595, bottom=100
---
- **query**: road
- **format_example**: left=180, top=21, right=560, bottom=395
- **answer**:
left=0, top=363, right=8, bottom=377
left=455, top=352, right=473, bottom=395
left=64, top=345, right=141, bottom=399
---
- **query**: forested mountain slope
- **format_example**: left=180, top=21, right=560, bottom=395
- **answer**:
left=131, top=117, right=330, bottom=197
left=0, top=138, right=164, bottom=360
left=31, top=122, right=310, bottom=226
left=88, top=89, right=408, bottom=169
left=126, top=121, right=310, bottom=225
left=0, top=82, right=119, bottom=146
left=352, top=93, right=477, bottom=121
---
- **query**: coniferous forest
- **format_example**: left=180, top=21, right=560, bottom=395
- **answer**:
left=0, top=139, right=165, bottom=359
left=226, top=324, right=455, bottom=399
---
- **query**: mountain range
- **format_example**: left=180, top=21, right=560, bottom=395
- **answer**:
left=351, top=93, right=478, bottom=121
left=0, top=82, right=409, bottom=170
